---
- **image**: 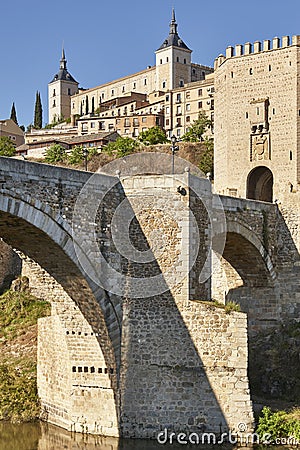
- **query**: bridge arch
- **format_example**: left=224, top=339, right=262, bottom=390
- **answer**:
left=246, top=166, right=273, bottom=202
left=0, top=191, right=121, bottom=433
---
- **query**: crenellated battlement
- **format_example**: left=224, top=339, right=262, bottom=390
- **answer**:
left=214, top=35, right=300, bottom=69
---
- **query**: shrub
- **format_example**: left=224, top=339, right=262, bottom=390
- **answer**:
left=224, top=301, right=240, bottom=314
left=45, top=144, right=67, bottom=163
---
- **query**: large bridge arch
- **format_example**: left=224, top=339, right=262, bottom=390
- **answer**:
left=0, top=190, right=122, bottom=435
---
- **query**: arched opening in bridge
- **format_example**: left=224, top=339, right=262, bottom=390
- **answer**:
left=246, top=166, right=273, bottom=202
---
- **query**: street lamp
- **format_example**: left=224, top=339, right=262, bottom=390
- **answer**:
left=170, top=135, right=179, bottom=174
left=83, top=146, right=89, bottom=171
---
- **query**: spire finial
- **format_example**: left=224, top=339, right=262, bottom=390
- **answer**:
left=60, top=46, right=67, bottom=70
left=169, top=7, right=178, bottom=35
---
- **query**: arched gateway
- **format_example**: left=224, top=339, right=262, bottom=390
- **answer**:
left=247, top=166, right=274, bottom=202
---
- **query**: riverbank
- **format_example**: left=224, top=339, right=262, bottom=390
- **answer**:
left=0, top=282, right=50, bottom=422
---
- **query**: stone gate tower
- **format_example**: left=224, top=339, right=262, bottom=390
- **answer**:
left=48, top=49, right=79, bottom=124
left=214, top=35, right=300, bottom=203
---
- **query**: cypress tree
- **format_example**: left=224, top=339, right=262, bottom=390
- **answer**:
left=10, top=102, right=18, bottom=125
left=34, top=91, right=43, bottom=129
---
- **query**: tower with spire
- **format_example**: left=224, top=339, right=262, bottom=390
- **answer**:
left=48, top=49, right=79, bottom=124
left=155, top=9, right=192, bottom=91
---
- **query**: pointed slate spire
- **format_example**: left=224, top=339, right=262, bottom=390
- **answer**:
left=60, top=47, right=67, bottom=70
left=157, top=9, right=191, bottom=51
left=170, top=8, right=178, bottom=35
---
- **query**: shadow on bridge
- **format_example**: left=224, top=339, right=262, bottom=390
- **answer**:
left=0, top=157, right=237, bottom=439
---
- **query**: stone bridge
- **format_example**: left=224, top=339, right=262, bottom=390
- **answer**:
left=0, top=156, right=298, bottom=438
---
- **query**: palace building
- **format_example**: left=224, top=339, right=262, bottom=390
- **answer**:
left=48, top=10, right=214, bottom=140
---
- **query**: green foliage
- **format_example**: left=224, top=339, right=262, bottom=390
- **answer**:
left=0, top=288, right=50, bottom=422
left=10, top=102, right=18, bottom=125
left=182, top=111, right=212, bottom=142
left=257, top=406, right=300, bottom=442
left=0, top=358, right=39, bottom=422
left=67, top=146, right=98, bottom=165
left=33, top=91, right=43, bottom=129
left=138, top=126, right=168, bottom=145
left=224, top=301, right=241, bottom=314
left=45, top=144, right=67, bottom=163
left=199, top=138, right=214, bottom=176
left=67, top=145, right=84, bottom=164
left=103, top=137, right=138, bottom=157
left=0, top=136, right=16, bottom=157
left=0, top=289, right=50, bottom=339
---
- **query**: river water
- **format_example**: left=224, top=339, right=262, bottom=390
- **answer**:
left=0, top=421, right=222, bottom=450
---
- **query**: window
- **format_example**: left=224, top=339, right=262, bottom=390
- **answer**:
left=156, top=117, right=160, bottom=126
left=133, top=118, right=139, bottom=126
left=186, top=91, right=190, bottom=99
left=125, top=129, right=129, bottom=134
left=101, top=93, right=105, bottom=99
left=269, top=65, right=272, bottom=71
left=99, top=121, right=105, bottom=130
left=186, top=103, right=191, bottom=111
left=186, top=116, right=190, bottom=122
left=177, top=57, right=179, bottom=62
left=177, top=129, right=181, bottom=137
left=198, top=101, right=202, bottom=108
left=133, top=82, right=136, bottom=89
left=256, top=107, right=259, bottom=115
left=246, top=112, right=248, bottom=119
left=177, top=105, right=181, bottom=115
left=53, top=89, right=56, bottom=96
left=116, top=119, right=121, bottom=124
left=160, top=59, right=162, bottom=64
left=133, top=128, right=139, bottom=137
left=68, top=88, right=71, bottom=95
left=125, top=118, right=130, bottom=127
left=198, top=89, right=202, bottom=96
left=176, top=93, right=181, bottom=102
left=166, top=106, right=170, bottom=114
left=177, top=118, right=181, bottom=126
left=144, top=78, right=147, bottom=85
left=130, top=104, right=134, bottom=112
left=250, top=68, right=253, bottom=75
left=124, top=107, right=127, bottom=114
left=273, top=108, right=276, bottom=114
left=72, top=102, right=75, bottom=109
left=111, top=89, right=114, bottom=96
left=142, top=117, right=147, bottom=123
left=166, top=57, right=169, bottom=62
left=166, top=94, right=169, bottom=101
left=53, top=100, right=56, bottom=107
left=179, top=79, right=184, bottom=87
left=166, top=119, right=170, bottom=126
left=142, top=127, right=147, bottom=132
left=231, top=72, right=234, bottom=78
left=184, top=58, right=186, bottom=64
left=162, top=81, right=166, bottom=89
left=290, top=151, right=293, bottom=161
left=91, top=122, right=95, bottom=128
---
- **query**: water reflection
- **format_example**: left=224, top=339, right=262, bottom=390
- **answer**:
left=1, top=421, right=277, bottom=450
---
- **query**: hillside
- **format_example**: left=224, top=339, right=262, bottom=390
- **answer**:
left=0, top=281, right=50, bottom=422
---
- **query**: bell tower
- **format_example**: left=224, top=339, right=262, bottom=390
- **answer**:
left=155, top=9, right=192, bottom=91
left=48, top=49, right=78, bottom=124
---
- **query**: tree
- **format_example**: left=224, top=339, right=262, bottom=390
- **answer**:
left=34, top=91, right=43, bottom=129
left=199, top=138, right=214, bottom=177
left=45, top=144, right=66, bottom=163
left=138, top=126, right=168, bottom=145
left=182, top=111, right=212, bottom=142
left=10, top=103, right=18, bottom=125
left=0, top=136, right=16, bottom=157
left=103, top=137, right=138, bottom=157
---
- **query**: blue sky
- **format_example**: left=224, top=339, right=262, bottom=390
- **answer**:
left=0, top=0, right=299, bottom=127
